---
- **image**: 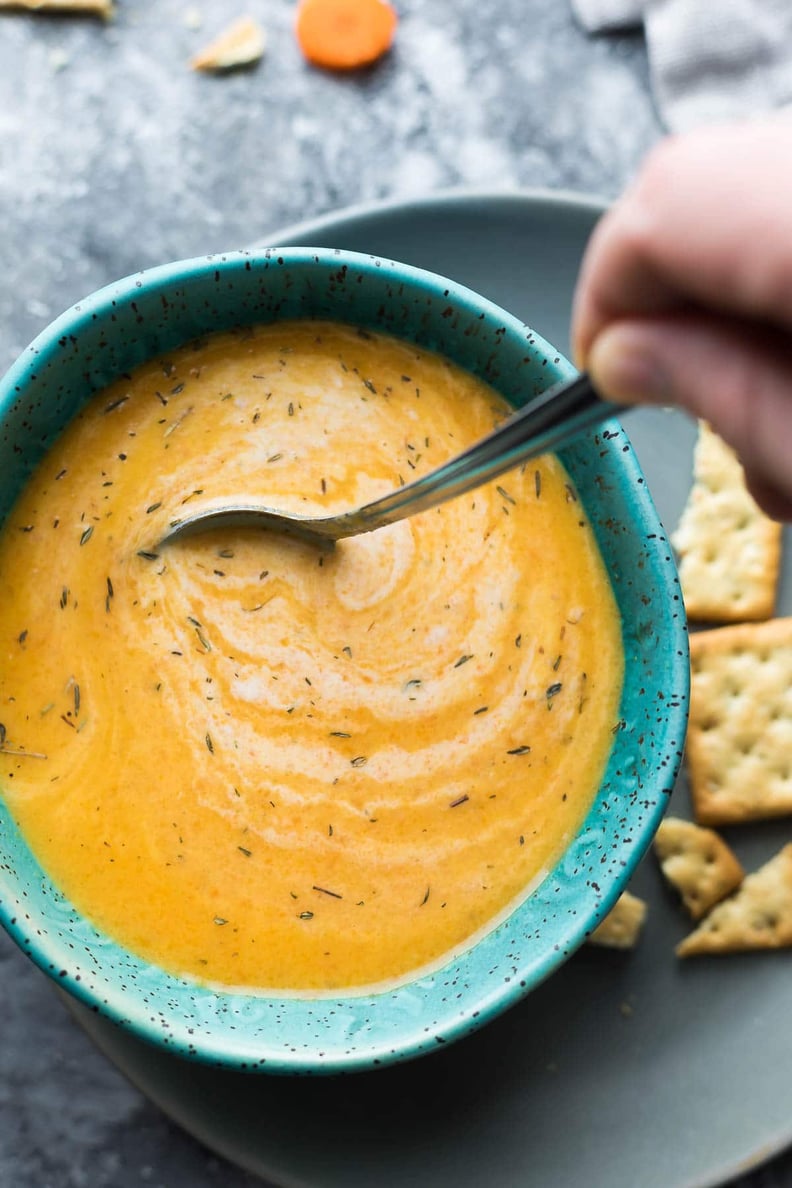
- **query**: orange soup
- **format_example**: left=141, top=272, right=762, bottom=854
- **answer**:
left=0, top=321, right=623, bottom=992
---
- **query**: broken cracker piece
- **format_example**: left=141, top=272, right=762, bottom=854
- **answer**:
left=191, top=15, right=265, bottom=71
left=687, top=618, right=792, bottom=825
left=588, top=890, right=647, bottom=949
left=677, top=844, right=792, bottom=956
left=672, top=422, right=781, bottom=622
left=0, top=0, right=113, bottom=15
left=654, top=816, right=743, bottom=919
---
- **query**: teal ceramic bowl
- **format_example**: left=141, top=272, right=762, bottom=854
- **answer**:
left=0, top=248, right=689, bottom=1073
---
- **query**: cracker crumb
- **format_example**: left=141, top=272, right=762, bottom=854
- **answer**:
left=0, top=0, right=113, bottom=16
left=654, top=817, right=744, bottom=918
left=191, top=15, right=265, bottom=71
left=183, top=5, right=203, bottom=29
left=48, top=46, right=70, bottom=71
left=588, top=890, right=647, bottom=949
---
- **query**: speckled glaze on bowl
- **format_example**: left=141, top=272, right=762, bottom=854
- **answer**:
left=0, top=248, right=689, bottom=1074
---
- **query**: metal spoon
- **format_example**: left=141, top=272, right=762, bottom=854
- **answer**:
left=160, top=373, right=624, bottom=551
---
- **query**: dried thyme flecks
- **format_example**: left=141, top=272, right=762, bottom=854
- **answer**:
left=189, top=617, right=211, bottom=652
left=104, top=395, right=129, bottom=414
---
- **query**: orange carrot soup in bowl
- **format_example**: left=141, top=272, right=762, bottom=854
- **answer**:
left=0, top=249, right=688, bottom=1071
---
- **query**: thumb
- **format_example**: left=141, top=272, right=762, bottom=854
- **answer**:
left=586, top=315, right=792, bottom=518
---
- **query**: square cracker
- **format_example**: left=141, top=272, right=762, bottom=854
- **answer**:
left=687, top=618, right=792, bottom=825
left=677, top=844, right=792, bottom=956
left=588, top=890, right=647, bottom=949
left=672, top=422, right=781, bottom=622
left=654, top=816, right=743, bottom=919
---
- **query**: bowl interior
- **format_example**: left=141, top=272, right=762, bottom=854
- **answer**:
left=0, top=249, right=689, bottom=1072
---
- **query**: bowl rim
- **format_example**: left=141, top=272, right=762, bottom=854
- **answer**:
left=0, top=246, right=690, bottom=1074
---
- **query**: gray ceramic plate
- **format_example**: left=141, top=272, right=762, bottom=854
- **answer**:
left=67, top=191, right=792, bottom=1188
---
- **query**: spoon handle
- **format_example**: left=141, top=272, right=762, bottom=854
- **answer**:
left=338, top=373, right=625, bottom=538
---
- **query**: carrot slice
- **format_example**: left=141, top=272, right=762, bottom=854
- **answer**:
left=295, top=0, right=397, bottom=71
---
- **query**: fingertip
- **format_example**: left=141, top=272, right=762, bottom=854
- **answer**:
left=586, top=323, right=669, bottom=406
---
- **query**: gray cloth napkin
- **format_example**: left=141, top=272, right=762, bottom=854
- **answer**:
left=572, top=0, right=792, bottom=131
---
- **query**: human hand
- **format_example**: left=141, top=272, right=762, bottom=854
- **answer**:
left=571, top=117, right=792, bottom=520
